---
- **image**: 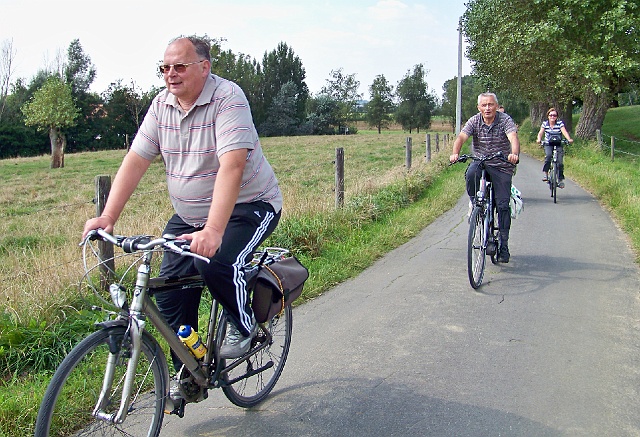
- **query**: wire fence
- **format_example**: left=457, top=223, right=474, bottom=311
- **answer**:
left=0, top=187, right=167, bottom=290
left=1, top=133, right=451, bottom=305
left=597, top=130, right=640, bottom=160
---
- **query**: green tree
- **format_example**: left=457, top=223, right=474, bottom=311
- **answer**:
left=305, top=94, right=340, bottom=135
left=100, top=80, right=157, bottom=149
left=62, top=39, right=102, bottom=152
left=0, top=74, right=49, bottom=158
left=259, top=42, right=309, bottom=128
left=365, top=75, right=394, bottom=134
left=395, top=64, right=436, bottom=133
left=320, top=68, right=361, bottom=132
left=64, top=39, right=96, bottom=95
left=462, top=0, right=640, bottom=138
left=259, top=81, right=301, bottom=136
left=21, top=76, right=79, bottom=168
left=440, top=75, right=485, bottom=130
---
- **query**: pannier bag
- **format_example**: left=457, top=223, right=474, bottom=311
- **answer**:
left=251, top=256, right=309, bottom=323
left=510, top=184, right=524, bottom=219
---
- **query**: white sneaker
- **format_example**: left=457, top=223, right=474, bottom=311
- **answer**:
left=219, top=319, right=257, bottom=359
left=467, top=199, right=473, bottom=221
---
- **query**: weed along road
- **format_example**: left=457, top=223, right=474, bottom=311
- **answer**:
left=157, top=154, right=640, bottom=436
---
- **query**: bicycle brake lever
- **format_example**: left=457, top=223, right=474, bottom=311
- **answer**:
left=164, top=240, right=211, bottom=264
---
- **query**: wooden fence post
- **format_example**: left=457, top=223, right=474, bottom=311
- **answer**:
left=596, top=129, right=602, bottom=147
left=405, top=137, right=412, bottom=169
left=611, top=136, right=615, bottom=161
left=435, top=133, right=440, bottom=152
left=335, top=148, right=344, bottom=208
left=425, top=134, right=431, bottom=163
left=95, top=175, right=115, bottom=289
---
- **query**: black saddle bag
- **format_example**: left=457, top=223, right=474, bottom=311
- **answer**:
left=250, top=257, right=309, bottom=323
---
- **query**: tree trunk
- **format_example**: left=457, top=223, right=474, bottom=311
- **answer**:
left=575, top=89, right=610, bottom=139
left=530, top=100, right=573, bottom=133
left=562, top=100, right=573, bottom=133
left=49, top=126, right=65, bottom=168
left=529, top=102, right=548, bottom=129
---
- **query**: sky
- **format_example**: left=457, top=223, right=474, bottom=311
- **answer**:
left=1, top=0, right=471, bottom=101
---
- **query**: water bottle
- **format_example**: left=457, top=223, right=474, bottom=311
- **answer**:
left=177, top=325, right=207, bottom=359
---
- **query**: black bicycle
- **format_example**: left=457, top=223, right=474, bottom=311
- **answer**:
left=454, top=152, right=509, bottom=289
left=544, top=138, right=569, bottom=203
left=35, top=229, right=303, bottom=436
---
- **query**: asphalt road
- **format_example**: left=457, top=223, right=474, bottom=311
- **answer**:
left=159, top=154, right=640, bottom=436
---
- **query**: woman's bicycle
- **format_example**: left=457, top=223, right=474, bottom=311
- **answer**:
left=35, top=229, right=300, bottom=436
left=454, top=151, right=509, bottom=289
left=544, top=138, right=569, bottom=203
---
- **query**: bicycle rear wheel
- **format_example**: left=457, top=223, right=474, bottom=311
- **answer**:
left=468, top=206, right=486, bottom=289
left=34, top=326, right=168, bottom=437
left=221, top=305, right=292, bottom=407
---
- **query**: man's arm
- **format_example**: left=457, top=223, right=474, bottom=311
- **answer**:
left=82, top=151, right=151, bottom=238
left=182, top=148, right=247, bottom=258
left=507, top=131, right=520, bottom=164
left=450, top=132, right=470, bottom=163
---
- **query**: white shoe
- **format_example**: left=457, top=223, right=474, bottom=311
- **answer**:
left=219, top=319, right=257, bottom=359
left=467, top=200, right=473, bottom=221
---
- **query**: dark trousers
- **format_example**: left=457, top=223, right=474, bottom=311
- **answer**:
left=543, top=143, right=565, bottom=179
left=155, top=202, right=280, bottom=371
left=466, top=162, right=512, bottom=244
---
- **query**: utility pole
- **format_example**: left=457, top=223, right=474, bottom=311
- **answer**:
left=456, top=18, right=463, bottom=135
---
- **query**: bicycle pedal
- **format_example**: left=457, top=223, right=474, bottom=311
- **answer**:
left=165, top=398, right=186, bottom=418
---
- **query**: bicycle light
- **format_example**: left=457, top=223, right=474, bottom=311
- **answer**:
left=109, top=284, right=128, bottom=309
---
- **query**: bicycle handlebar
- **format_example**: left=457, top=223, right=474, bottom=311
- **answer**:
left=83, top=228, right=211, bottom=263
left=453, top=151, right=510, bottom=164
left=541, top=138, right=570, bottom=146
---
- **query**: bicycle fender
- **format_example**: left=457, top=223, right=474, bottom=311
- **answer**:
left=95, top=319, right=128, bottom=330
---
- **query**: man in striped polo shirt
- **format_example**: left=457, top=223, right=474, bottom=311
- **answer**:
left=450, top=92, right=520, bottom=263
left=83, top=36, right=283, bottom=367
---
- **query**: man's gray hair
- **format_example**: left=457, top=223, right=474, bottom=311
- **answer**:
left=169, top=35, right=211, bottom=62
left=477, top=92, right=499, bottom=105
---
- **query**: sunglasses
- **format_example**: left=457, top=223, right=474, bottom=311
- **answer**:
left=549, top=114, right=558, bottom=117
left=159, top=60, right=205, bottom=74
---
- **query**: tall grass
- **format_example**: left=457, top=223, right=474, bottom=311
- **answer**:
left=0, top=133, right=450, bottom=325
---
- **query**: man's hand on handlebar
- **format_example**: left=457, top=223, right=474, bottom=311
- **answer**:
left=82, top=215, right=115, bottom=240
left=508, top=153, right=519, bottom=165
left=179, top=226, right=221, bottom=259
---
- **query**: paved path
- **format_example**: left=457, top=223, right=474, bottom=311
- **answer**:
left=160, top=154, right=640, bottom=436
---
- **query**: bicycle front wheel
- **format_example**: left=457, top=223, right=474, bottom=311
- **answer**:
left=221, top=305, right=292, bottom=407
left=490, top=208, right=500, bottom=265
left=468, top=206, right=486, bottom=289
left=552, top=162, right=559, bottom=203
left=35, top=325, right=168, bottom=437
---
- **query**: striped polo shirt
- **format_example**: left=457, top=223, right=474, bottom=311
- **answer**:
left=461, top=111, right=518, bottom=174
left=541, top=120, right=565, bottom=143
left=131, top=74, right=282, bottom=227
